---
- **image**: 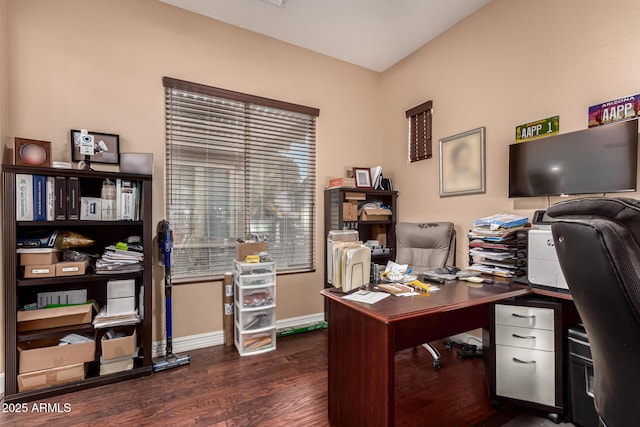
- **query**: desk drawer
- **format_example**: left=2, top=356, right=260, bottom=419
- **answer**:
left=495, top=304, right=554, bottom=331
left=496, top=345, right=555, bottom=406
left=495, top=325, right=555, bottom=352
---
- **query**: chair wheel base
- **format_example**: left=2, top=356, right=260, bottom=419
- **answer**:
left=547, top=413, right=561, bottom=424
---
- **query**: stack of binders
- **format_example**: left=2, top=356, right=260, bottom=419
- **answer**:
left=467, top=214, right=529, bottom=278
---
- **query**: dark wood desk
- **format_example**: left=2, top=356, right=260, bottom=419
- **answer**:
left=322, top=282, right=532, bottom=427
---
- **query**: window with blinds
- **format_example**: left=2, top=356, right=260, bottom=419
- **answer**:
left=163, top=77, right=319, bottom=283
left=406, top=100, right=433, bottom=163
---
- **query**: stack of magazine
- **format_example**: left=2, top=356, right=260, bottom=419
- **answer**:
left=95, top=240, right=144, bottom=275
left=467, top=214, right=529, bottom=278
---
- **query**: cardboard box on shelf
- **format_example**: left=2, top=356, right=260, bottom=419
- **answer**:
left=18, top=339, right=95, bottom=373
left=345, top=192, right=366, bottom=201
left=236, top=242, right=268, bottom=262
left=343, top=202, right=358, bottom=222
left=101, top=330, right=137, bottom=360
left=23, top=264, right=56, bottom=279
left=372, top=224, right=388, bottom=247
left=17, top=302, right=96, bottom=332
left=328, top=177, right=355, bottom=188
left=99, top=358, right=134, bottom=376
left=19, top=252, right=59, bottom=266
left=55, top=261, right=89, bottom=277
left=17, top=363, right=86, bottom=392
left=360, top=208, right=392, bottom=222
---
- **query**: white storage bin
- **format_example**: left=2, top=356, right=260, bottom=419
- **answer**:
left=234, top=326, right=276, bottom=356
left=233, top=260, right=275, bottom=276
left=234, top=272, right=276, bottom=288
left=235, top=285, right=275, bottom=309
left=236, top=307, right=275, bottom=331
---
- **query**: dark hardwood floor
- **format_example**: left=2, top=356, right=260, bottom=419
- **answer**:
left=1, top=330, right=533, bottom=426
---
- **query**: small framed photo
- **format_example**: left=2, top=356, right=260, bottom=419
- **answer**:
left=70, top=129, right=120, bottom=165
left=353, top=167, right=372, bottom=188
left=439, top=127, right=486, bottom=197
left=15, top=138, right=52, bottom=168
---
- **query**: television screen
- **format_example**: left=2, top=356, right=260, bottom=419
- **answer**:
left=509, top=120, right=638, bottom=197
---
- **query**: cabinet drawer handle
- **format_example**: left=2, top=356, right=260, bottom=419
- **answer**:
left=511, top=313, right=536, bottom=319
left=512, top=357, right=537, bottom=364
left=512, top=333, right=536, bottom=339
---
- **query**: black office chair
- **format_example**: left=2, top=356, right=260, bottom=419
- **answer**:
left=547, top=197, right=640, bottom=427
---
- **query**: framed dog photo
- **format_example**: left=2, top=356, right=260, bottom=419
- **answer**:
left=15, top=138, right=52, bottom=168
left=439, top=127, right=486, bottom=197
left=70, top=129, right=120, bottom=165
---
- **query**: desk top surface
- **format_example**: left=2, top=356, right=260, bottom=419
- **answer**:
left=321, top=281, right=534, bottom=323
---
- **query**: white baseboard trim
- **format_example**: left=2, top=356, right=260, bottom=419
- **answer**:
left=152, top=312, right=325, bottom=357
left=0, top=373, right=4, bottom=395
left=275, top=312, right=325, bottom=330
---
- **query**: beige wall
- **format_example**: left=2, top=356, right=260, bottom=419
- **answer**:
left=380, top=0, right=640, bottom=264
left=0, top=0, right=8, bottom=375
left=3, top=0, right=381, bottom=375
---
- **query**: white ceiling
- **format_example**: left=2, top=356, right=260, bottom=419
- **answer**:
left=159, top=0, right=492, bottom=72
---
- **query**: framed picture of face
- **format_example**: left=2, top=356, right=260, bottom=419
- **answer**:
left=353, top=167, right=372, bottom=188
left=70, top=129, right=120, bottom=165
left=439, top=127, right=486, bottom=197
left=15, top=138, right=52, bottom=168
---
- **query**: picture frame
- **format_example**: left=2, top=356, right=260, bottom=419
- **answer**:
left=439, top=127, right=486, bottom=197
left=15, top=137, right=52, bottom=168
left=70, top=129, right=120, bottom=165
left=353, top=167, right=372, bottom=188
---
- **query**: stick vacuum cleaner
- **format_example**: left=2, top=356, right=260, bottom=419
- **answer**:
left=152, top=220, right=191, bottom=372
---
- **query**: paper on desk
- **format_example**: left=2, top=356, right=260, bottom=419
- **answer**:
left=343, top=290, right=390, bottom=304
left=396, top=292, right=420, bottom=297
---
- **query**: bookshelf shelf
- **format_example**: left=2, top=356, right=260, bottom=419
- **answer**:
left=3, top=165, right=153, bottom=402
left=17, top=220, right=144, bottom=227
left=17, top=324, right=96, bottom=342
left=17, top=271, right=144, bottom=287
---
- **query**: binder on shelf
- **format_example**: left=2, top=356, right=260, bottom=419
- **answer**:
left=116, top=179, right=122, bottom=220
left=55, top=176, right=67, bottom=220
left=46, top=176, right=55, bottom=221
left=16, top=174, right=34, bottom=221
left=33, top=175, right=47, bottom=221
left=68, top=177, right=80, bottom=220
left=120, top=180, right=135, bottom=220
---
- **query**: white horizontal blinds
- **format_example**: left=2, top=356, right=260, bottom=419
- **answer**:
left=406, top=100, right=433, bottom=163
left=164, top=77, right=318, bottom=282
left=246, top=104, right=316, bottom=272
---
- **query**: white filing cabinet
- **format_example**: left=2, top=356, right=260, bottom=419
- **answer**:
left=233, top=260, right=277, bottom=356
left=495, top=304, right=556, bottom=406
left=488, top=297, right=578, bottom=417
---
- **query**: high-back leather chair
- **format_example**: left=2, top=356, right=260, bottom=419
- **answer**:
left=396, top=222, right=456, bottom=275
left=547, top=197, right=640, bottom=426
left=395, top=222, right=456, bottom=367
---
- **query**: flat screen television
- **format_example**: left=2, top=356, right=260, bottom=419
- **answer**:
left=509, top=120, right=638, bottom=197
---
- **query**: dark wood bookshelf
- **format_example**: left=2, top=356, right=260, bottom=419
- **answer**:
left=323, top=187, right=399, bottom=287
left=2, top=165, right=153, bottom=402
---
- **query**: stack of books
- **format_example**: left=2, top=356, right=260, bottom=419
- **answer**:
left=95, top=241, right=143, bottom=275
left=467, top=214, right=529, bottom=278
